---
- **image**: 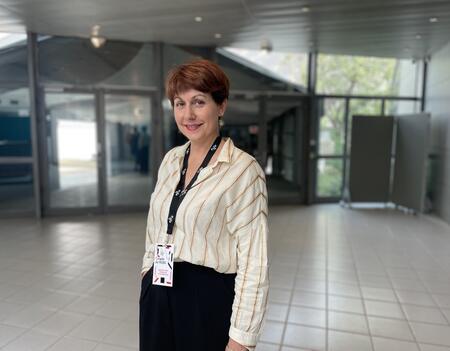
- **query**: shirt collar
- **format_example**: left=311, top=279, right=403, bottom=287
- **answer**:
left=173, top=136, right=233, bottom=164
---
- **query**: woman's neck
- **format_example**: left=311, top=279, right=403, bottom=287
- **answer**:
left=189, top=133, right=221, bottom=161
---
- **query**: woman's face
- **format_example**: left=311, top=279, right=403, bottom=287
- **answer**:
left=173, top=89, right=227, bottom=144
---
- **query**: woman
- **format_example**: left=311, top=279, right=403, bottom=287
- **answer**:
left=140, top=59, right=269, bottom=351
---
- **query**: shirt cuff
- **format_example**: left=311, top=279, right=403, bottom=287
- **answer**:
left=229, top=326, right=258, bottom=351
left=141, top=257, right=153, bottom=275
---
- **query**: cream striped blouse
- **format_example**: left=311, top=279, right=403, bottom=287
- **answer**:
left=141, top=136, right=269, bottom=349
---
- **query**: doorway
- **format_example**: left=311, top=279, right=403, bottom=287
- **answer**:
left=41, top=87, right=155, bottom=215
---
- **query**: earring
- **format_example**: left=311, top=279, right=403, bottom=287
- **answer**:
left=218, top=116, right=224, bottom=128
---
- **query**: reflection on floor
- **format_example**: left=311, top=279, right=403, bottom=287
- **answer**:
left=50, top=172, right=153, bottom=208
left=1, top=206, right=450, bottom=350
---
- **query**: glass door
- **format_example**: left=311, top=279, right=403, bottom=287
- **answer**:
left=43, top=91, right=100, bottom=213
left=103, top=92, right=153, bottom=208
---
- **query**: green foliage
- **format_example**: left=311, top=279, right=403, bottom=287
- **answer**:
left=316, top=54, right=398, bottom=197
left=317, top=54, right=399, bottom=96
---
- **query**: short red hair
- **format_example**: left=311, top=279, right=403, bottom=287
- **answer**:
left=165, top=59, right=229, bottom=106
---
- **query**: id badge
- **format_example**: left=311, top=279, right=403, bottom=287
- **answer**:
left=152, top=243, right=174, bottom=287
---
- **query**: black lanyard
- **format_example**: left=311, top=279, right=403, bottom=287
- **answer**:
left=166, top=135, right=222, bottom=234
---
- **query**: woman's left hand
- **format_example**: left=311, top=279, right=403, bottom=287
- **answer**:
left=225, top=338, right=248, bottom=351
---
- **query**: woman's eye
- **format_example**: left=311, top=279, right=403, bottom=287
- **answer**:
left=194, top=100, right=205, bottom=106
left=175, top=102, right=184, bottom=108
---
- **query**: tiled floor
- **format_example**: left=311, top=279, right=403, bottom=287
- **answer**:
left=1, top=205, right=450, bottom=350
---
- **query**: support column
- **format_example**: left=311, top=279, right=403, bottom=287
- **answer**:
left=306, top=51, right=318, bottom=204
left=27, top=32, right=42, bottom=218
left=151, top=42, right=165, bottom=185
left=257, top=96, right=268, bottom=169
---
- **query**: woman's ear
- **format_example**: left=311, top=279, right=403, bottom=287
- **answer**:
left=219, top=99, right=228, bottom=116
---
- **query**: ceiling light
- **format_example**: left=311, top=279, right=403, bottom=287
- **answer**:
left=301, top=6, right=310, bottom=13
left=429, top=17, right=438, bottom=23
left=214, top=33, right=222, bottom=39
left=195, top=16, right=203, bottom=22
left=415, top=34, right=422, bottom=39
left=90, top=24, right=106, bottom=48
left=91, top=36, right=106, bottom=48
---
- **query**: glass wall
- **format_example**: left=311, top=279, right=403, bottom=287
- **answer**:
left=317, top=54, right=423, bottom=97
left=267, top=98, right=305, bottom=202
left=44, top=93, right=98, bottom=209
left=36, top=35, right=158, bottom=213
left=222, top=47, right=309, bottom=88
left=315, top=96, right=419, bottom=200
left=0, top=32, right=34, bottom=214
left=105, top=94, right=152, bottom=206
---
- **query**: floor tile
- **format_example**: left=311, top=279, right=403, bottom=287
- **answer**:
left=266, top=303, right=289, bottom=322
left=259, top=321, right=284, bottom=344
left=329, top=295, right=365, bottom=314
left=33, top=311, right=86, bottom=336
left=372, top=336, right=420, bottom=351
left=283, top=324, right=326, bottom=351
left=368, top=316, right=414, bottom=341
left=103, top=321, right=138, bottom=349
left=365, top=300, right=404, bottom=319
left=46, top=336, right=98, bottom=351
left=3, top=304, right=56, bottom=329
left=1, top=329, right=59, bottom=351
left=68, top=316, right=121, bottom=342
left=0, top=323, right=26, bottom=348
left=361, top=287, right=397, bottom=302
left=328, top=330, right=372, bottom=351
left=287, top=306, right=326, bottom=328
left=402, top=304, right=448, bottom=324
left=410, top=322, right=450, bottom=346
left=291, top=291, right=326, bottom=309
left=328, top=311, right=369, bottom=334
left=396, top=290, right=436, bottom=307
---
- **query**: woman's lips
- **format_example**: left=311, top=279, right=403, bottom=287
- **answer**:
left=185, top=124, right=203, bottom=132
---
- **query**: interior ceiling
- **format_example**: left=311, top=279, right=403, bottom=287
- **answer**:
left=1, top=0, right=450, bottom=59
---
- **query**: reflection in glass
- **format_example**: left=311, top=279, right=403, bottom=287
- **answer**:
left=45, top=93, right=98, bottom=208
left=349, top=99, right=382, bottom=117
left=385, top=100, right=418, bottom=115
left=105, top=94, right=152, bottom=206
left=317, top=54, right=422, bottom=97
left=317, top=158, right=343, bottom=198
left=0, top=87, right=31, bottom=157
left=38, top=36, right=155, bottom=87
left=269, top=107, right=301, bottom=201
left=318, top=98, right=345, bottom=155
left=0, top=163, right=34, bottom=212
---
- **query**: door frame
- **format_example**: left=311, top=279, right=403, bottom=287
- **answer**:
left=40, top=84, right=156, bottom=216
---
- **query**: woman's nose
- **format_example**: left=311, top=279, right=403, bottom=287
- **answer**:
left=185, top=104, right=196, bottom=119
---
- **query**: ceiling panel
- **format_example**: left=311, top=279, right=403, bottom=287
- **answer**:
left=0, top=0, right=450, bottom=58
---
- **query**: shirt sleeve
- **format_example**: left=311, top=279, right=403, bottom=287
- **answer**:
left=141, top=149, right=173, bottom=275
left=226, top=160, right=269, bottom=349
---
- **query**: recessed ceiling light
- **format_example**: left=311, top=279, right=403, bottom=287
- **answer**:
left=415, top=34, right=422, bottom=39
left=429, top=17, right=438, bottom=23
left=195, top=16, right=203, bottom=22
left=301, top=6, right=310, bottom=13
left=214, top=33, right=222, bottom=39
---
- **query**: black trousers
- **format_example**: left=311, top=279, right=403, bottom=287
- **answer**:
left=139, top=261, right=236, bottom=351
